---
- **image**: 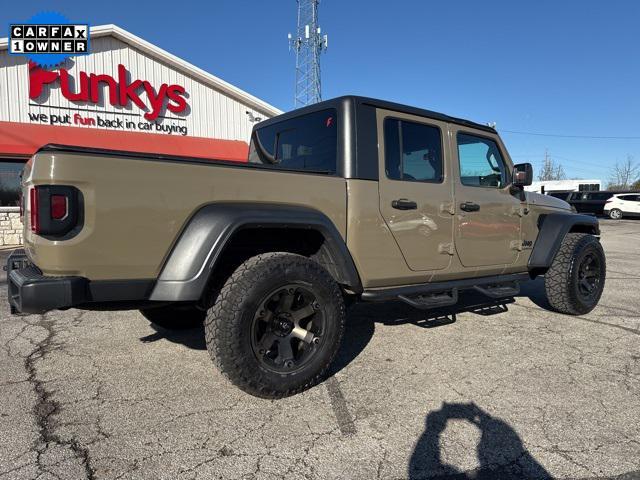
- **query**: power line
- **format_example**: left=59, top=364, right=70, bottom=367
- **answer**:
left=500, top=129, right=640, bottom=140
left=544, top=159, right=607, bottom=171
left=553, top=154, right=614, bottom=170
left=510, top=153, right=612, bottom=171
left=509, top=152, right=620, bottom=182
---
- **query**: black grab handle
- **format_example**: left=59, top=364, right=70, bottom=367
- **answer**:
left=460, top=202, right=480, bottom=212
left=392, top=199, right=418, bottom=210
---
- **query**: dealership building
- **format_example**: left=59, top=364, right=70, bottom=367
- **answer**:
left=0, top=24, right=282, bottom=245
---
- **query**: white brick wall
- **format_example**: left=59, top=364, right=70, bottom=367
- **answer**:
left=0, top=208, right=23, bottom=246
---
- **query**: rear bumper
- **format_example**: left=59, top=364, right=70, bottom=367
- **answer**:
left=7, top=249, right=88, bottom=314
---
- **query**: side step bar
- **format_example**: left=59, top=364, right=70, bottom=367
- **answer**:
left=473, top=281, right=520, bottom=299
left=361, top=273, right=529, bottom=310
left=398, top=289, right=459, bottom=310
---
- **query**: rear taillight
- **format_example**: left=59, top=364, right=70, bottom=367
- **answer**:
left=29, top=185, right=80, bottom=236
left=29, top=187, right=39, bottom=233
left=50, top=195, right=68, bottom=220
left=605, top=199, right=613, bottom=203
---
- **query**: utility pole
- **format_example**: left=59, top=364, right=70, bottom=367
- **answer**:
left=288, top=0, right=328, bottom=108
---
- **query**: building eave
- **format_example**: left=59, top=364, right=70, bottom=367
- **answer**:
left=0, top=24, right=283, bottom=118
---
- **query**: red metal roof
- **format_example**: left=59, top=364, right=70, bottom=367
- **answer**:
left=0, top=121, right=249, bottom=162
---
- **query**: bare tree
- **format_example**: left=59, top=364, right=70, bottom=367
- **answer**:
left=608, top=155, right=638, bottom=190
left=538, top=151, right=566, bottom=181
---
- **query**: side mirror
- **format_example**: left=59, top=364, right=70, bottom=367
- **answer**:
left=512, top=163, right=533, bottom=187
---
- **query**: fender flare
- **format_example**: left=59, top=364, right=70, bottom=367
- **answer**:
left=528, top=213, right=600, bottom=271
left=149, top=203, right=362, bottom=302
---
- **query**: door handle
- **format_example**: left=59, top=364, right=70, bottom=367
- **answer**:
left=460, top=202, right=480, bottom=212
left=392, top=198, right=417, bottom=210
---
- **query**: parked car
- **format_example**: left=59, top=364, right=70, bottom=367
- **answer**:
left=604, top=193, right=640, bottom=219
left=566, top=191, right=615, bottom=216
left=546, top=191, right=572, bottom=201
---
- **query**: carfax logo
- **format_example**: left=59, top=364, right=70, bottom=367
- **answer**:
left=8, top=12, right=89, bottom=67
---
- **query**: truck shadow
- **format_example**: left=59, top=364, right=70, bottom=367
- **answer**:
left=329, top=293, right=515, bottom=376
left=140, top=322, right=207, bottom=350
left=517, top=277, right=552, bottom=310
left=139, top=313, right=376, bottom=380
left=409, top=402, right=552, bottom=479
left=137, top=281, right=543, bottom=374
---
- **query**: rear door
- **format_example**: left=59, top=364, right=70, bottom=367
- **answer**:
left=568, top=192, right=587, bottom=213
left=451, top=128, right=523, bottom=267
left=376, top=109, right=454, bottom=271
left=588, top=192, right=612, bottom=215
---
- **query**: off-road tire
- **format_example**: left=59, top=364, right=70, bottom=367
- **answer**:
left=544, top=233, right=606, bottom=315
left=205, top=252, right=345, bottom=398
left=140, top=305, right=205, bottom=329
left=609, top=208, right=622, bottom=220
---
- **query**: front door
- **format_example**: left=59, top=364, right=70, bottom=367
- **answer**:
left=625, top=195, right=640, bottom=215
left=377, top=109, right=454, bottom=271
left=452, top=129, right=522, bottom=267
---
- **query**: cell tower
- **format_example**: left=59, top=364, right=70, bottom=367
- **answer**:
left=288, top=0, right=328, bottom=108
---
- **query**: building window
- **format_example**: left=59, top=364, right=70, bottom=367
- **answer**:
left=0, top=160, right=24, bottom=207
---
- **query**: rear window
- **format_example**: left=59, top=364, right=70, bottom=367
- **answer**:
left=548, top=192, right=570, bottom=200
left=618, top=194, right=638, bottom=201
left=248, top=109, right=337, bottom=173
left=588, top=192, right=612, bottom=200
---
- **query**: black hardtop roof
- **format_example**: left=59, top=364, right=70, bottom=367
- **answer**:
left=256, top=95, right=497, bottom=134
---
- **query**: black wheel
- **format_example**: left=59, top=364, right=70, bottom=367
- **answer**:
left=140, top=305, right=205, bottom=329
left=544, top=233, right=606, bottom=315
left=609, top=208, right=622, bottom=220
left=205, top=252, right=345, bottom=398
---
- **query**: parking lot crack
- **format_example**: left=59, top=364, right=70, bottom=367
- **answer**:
left=0, top=461, right=33, bottom=478
left=2, top=321, right=35, bottom=358
left=570, top=315, right=640, bottom=335
left=25, top=314, right=96, bottom=480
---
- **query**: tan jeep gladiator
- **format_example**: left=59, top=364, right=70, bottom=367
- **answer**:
left=7, top=96, right=606, bottom=398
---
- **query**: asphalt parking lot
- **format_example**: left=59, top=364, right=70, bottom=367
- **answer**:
left=1, top=219, right=639, bottom=480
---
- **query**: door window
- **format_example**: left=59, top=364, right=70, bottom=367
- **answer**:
left=619, top=195, right=638, bottom=202
left=588, top=192, right=612, bottom=201
left=384, top=118, right=443, bottom=183
left=457, top=133, right=509, bottom=188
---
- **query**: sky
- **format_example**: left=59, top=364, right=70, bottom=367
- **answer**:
left=2, top=0, right=640, bottom=182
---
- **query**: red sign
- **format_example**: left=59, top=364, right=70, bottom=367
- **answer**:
left=29, top=62, right=188, bottom=121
